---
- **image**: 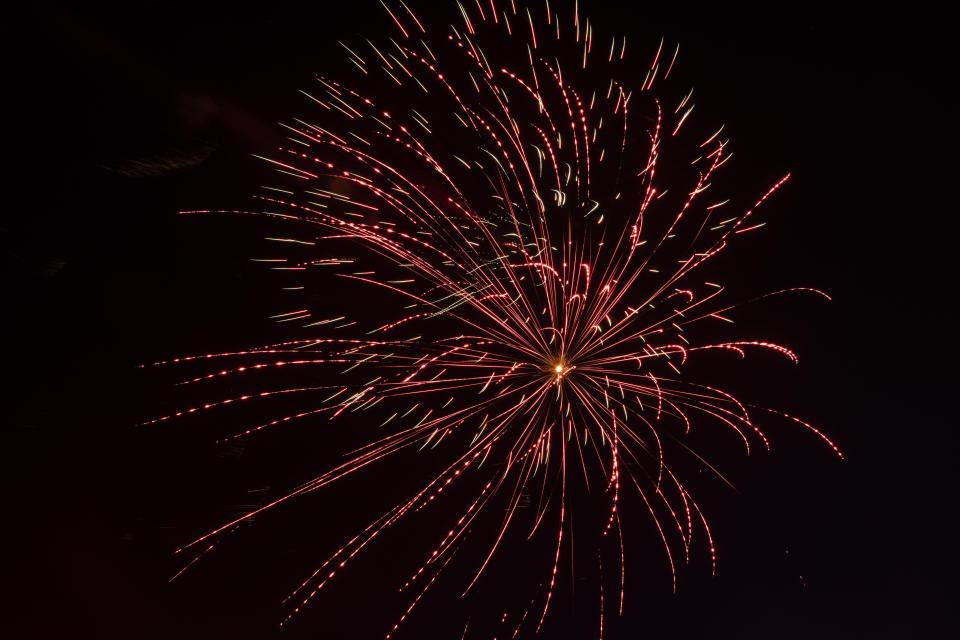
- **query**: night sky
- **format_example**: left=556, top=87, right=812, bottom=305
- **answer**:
left=4, top=2, right=952, bottom=638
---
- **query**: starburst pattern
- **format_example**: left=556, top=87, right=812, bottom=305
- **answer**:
left=147, top=1, right=842, bottom=636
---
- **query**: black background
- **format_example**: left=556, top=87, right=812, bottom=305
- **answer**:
left=4, top=2, right=952, bottom=638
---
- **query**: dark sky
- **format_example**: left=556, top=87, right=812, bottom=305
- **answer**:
left=4, top=2, right=952, bottom=638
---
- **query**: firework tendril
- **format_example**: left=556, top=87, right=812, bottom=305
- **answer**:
left=148, top=1, right=842, bottom=636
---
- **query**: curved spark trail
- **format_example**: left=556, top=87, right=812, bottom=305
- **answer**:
left=148, top=1, right=841, bottom=637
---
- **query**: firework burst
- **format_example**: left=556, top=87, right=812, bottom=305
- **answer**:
left=148, top=1, right=842, bottom=636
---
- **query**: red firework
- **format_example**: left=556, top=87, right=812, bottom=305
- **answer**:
left=147, top=1, right=842, bottom=636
